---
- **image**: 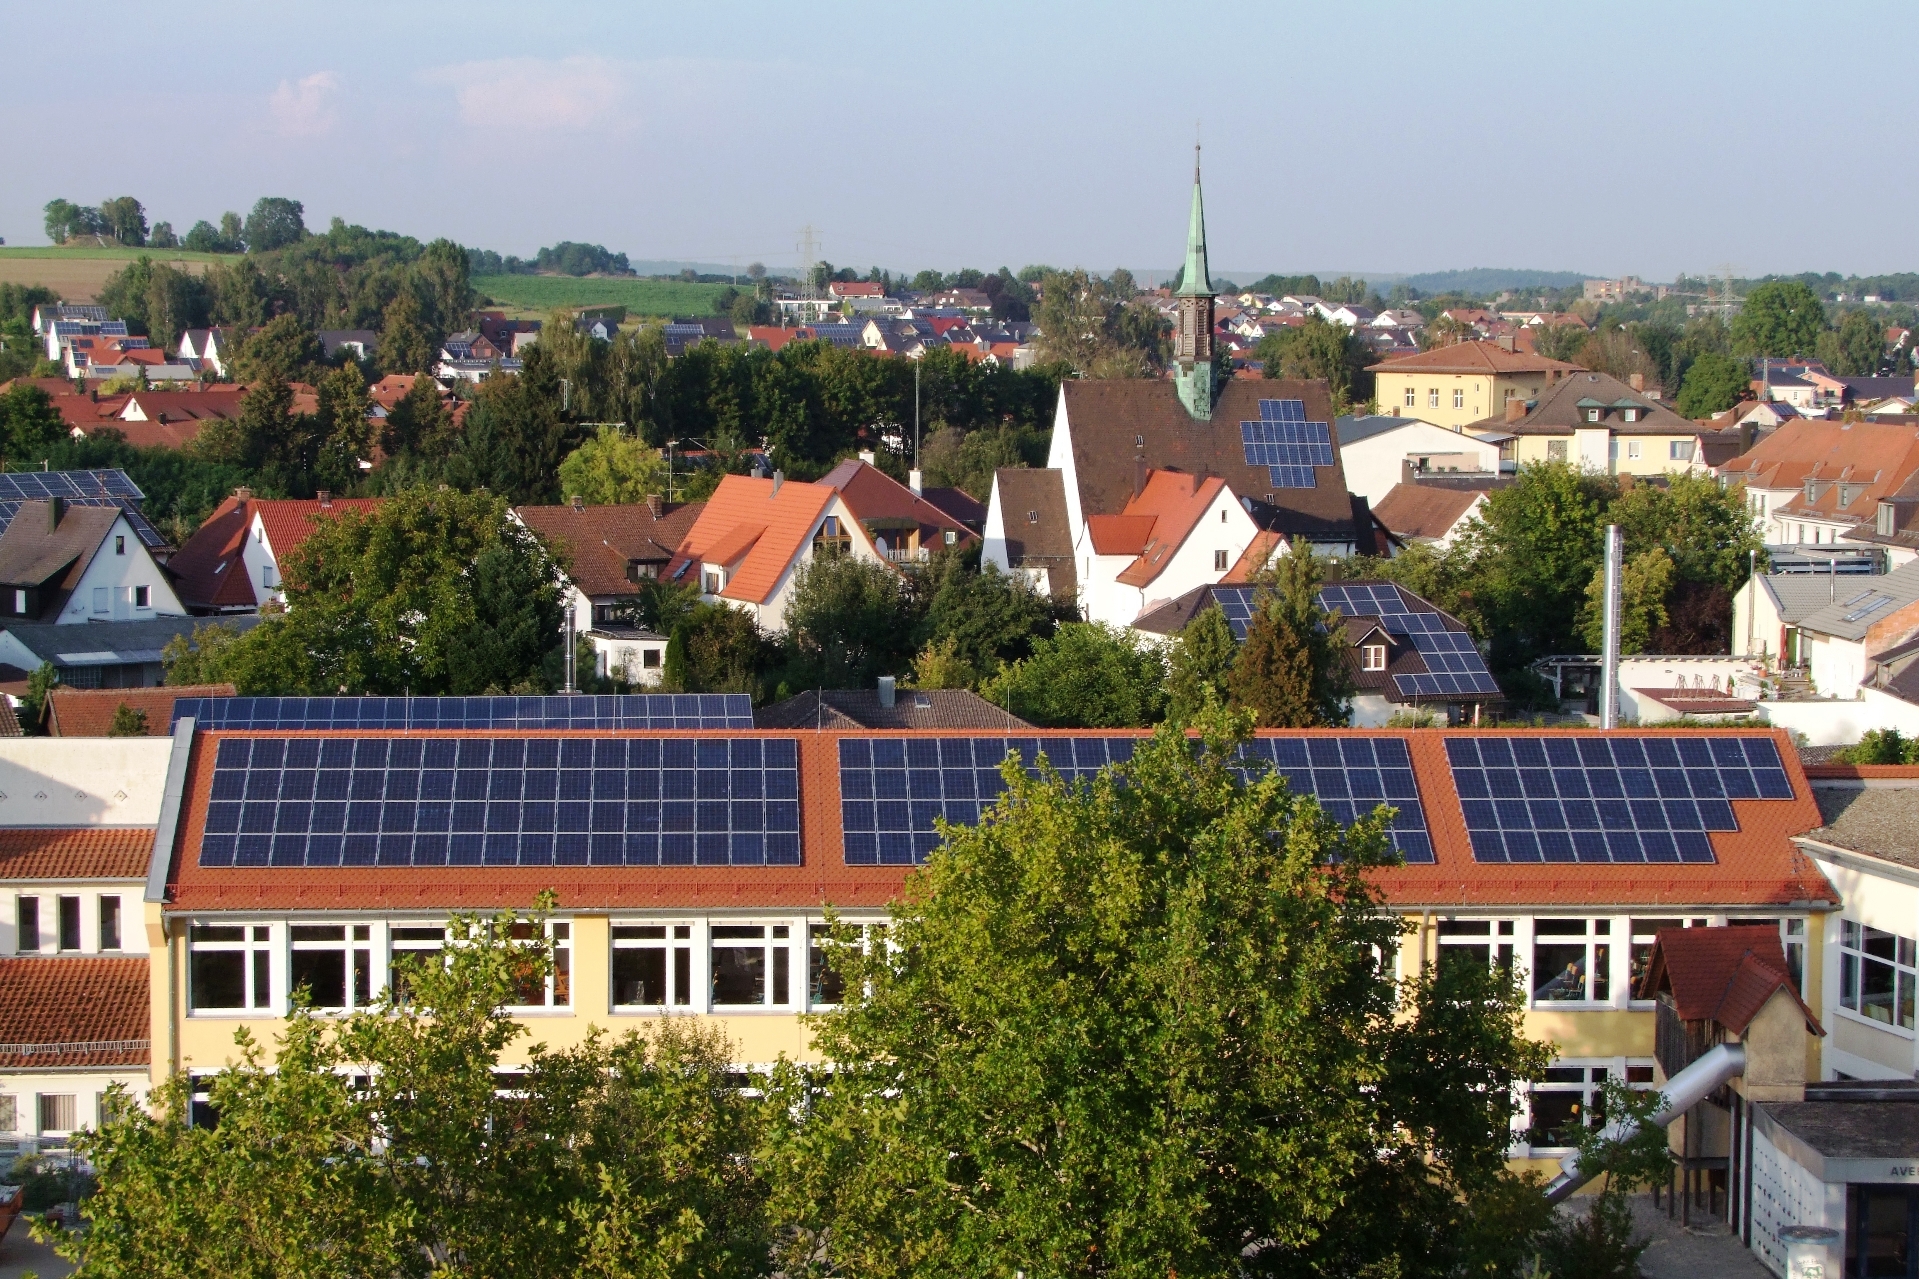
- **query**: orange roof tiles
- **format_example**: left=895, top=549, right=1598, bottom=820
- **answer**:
left=1105, top=470, right=1227, bottom=588
left=1721, top=419, right=1919, bottom=527
left=0, top=827, right=153, bottom=880
left=1370, top=339, right=1585, bottom=376
left=0, top=957, right=150, bottom=1067
left=668, top=475, right=838, bottom=605
left=256, top=497, right=384, bottom=565
left=46, top=684, right=235, bottom=738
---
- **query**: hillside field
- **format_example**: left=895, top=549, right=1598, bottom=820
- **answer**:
left=0, top=246, right=221, bottom=300
left=472, top=274, right=730, bottom=319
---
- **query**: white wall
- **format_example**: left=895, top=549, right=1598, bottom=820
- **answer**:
left=0, top=737, right=170, bottom=826
left=590, top=634, right=665, bottom=686
left=981, top=472, right=1013, bottom=577
left=0, top=886, right=148, bottom=955
left=1805, top=842, right=1919, bottom=1079
left=245, top=512, right=284, bottom=604
left=1340, top=421, right=1499, bottom=502
left=1748, top=1125, right=1844, bottom=1278
left=1805, top=631, right=1868, bottom=700
left=1077, top=487, right=1258, bottom=628
left=57, top=512, right=186, bottom=623
left=711, top=494, right=880, bottom=635
left=0, top=1070, right=151, bottom=1146
left=1758, top=689, right=1919, bottom=746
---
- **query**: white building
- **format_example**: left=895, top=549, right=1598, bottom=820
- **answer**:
left=1074, top=470, right=1259, bottom=629
left=1334, top=415, right=1503, bottom=502
left=0, top=501, right=184, bottom=625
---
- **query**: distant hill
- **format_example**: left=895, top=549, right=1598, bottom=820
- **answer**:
left=1397, top=268, right=1590, bottom=295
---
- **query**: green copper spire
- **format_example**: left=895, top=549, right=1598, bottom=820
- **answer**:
left=1176, top=145, right=1212, bottom=298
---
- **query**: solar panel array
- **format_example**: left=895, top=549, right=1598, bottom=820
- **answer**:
left=0, top=470, right=164, bottom=548
left=173, top=694, right=757, bottom=731
left=1210, top=585, right=1260, bottom=639
left=1240, top=399, right=1332, bottom=489
left=198, top=736, right=801, bottom=869
left=839, top=734, right=1433, bottom=865
left=1444, top=735, right=1794, bottom=864
left=1317, top=583, right=1502, bottom=698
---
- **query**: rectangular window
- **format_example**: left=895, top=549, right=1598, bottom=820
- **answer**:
left=702, top=570, right=721, bottom=594
left=188, top=923, right=272, bottom=1011
left=1531, top=918, right=1610, bottom=1003
left=1214, top=549, right=1228, bottom=571
left=134, top=585, right=150, bottom=608
left=115, top=535, right=125, bottom=555
left=1452, top=388, right=1464, bottom=409
left=944, top=529, right=957, bottom=546
left=289, top=924, right=373, bottom=1010
left=38, top=1093, right=76, bottom=1135
left=0, top=1094, right=13, bottom=1133
left=712, top=924, right=792, bottom=1007
left=1670, top=440, right=1695, bottom=461
left=642, top=649, right=662, bottom=669
left=1626, top=440, right=1642, bottom=459
left=261, top=564, right=276, bottom=589
left=388, top=925, right=445, bottom=1005
left=92, top=586, right=108, bottom=614
left=1438, top=918, right=1515, bottom=978
left=1840, top=919, right=1917, bottom=1030
left=1428, top=388, right=1439, bottom=408
left=1585, top=409, right=1600, bottom=423
left=57, top=895, right=80, bottom=951
left=99, top=897, right=121, bottom=951
left=1546, top=440, right=1568, bottom=462
left=1404, top=386, right=1417, bottom=408
left=11, top=589, right=23, bottom=614
left=16, top=897, right=39, bottom=952
left=507, top=921, right=570, bottom=1008
left=808, top=924, right=850, bottom=1005
left=612, top=924, right=692, bottom=1007
left=1524, top=1061, right=1650, bottom=1149
left=1362, top=644, right=1387, bottom=671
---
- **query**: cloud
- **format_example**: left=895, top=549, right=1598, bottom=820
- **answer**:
left=269, top=71, right=340, bottom=138
left=423, top=56, right=634, bottom=133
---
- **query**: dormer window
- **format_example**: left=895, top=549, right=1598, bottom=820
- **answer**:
left=703, top=568, right=722, bottom=594
left=1806, top=481, right=1818, bottom=503
left=1621, top=408, right=1638, bottom=423
left=1362, top=644, right=1387, bottom=671
left=1584, top=409, right=1601, bottom=423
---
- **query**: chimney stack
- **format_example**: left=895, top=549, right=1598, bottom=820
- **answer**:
left=235, top=486, right=252, bottom=501
left=570, top=494, right=585, bottom=511
left=317, top=490, right=331, bottom=507
left=877, top=674, right=895, bottom=707
left=1629, top=372, right=1645, bottom=392
left=1401, top=459, right=1416, bottom=485
left=908, top=467, right=923, bottom=496
left=645, top=493, right=663, bottom=518
left=858, top=449, right=876, bottom=465
left=1506, top=396, right=1527, bottom=424
left=47, top=497, right=63, bottom=532
left=1134, top=455, right=1147, bottom=499
left=1496, top=334, right=1516, bottom=352
left=772, top=471, right=784, bottom=496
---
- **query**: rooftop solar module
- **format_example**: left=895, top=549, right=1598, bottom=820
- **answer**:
left=197, top=735, right=801, bottom=869
left=1215, top=585, right=1502, bottom=698
left=1241, top=400, right=1330, bottom=489
left=0, top=469, right=164, bottom=548
left=1444, top=735, right=1794, bottom=865
left=173, top=694, right=758, bottom=731
left=838, top=734, right=1434, bottom=866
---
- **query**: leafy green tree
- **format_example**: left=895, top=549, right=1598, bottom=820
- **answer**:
left=243, top=197, right=306, bottom=252
left=378, top=373, right=455, bottom=460
left=1227, top=541, right=1352, bottom=727
left=99, top=196, right=148, bottom=246
left=0, top=384, right=68, bottom=467
left=149, top=221, right=178, bottom=249
left=557, top=426, right=667, bottom=505
left=912, top=552, right=1064, bottom=683
left=1032, top=268, right=1167, bottom=377
left=663, top=603, right=773, bottom=697
left=1610, top=470, right=1762, bottom=591
left=162, top=622, right=248, bottom=686
left=1577, top=546, right=1674, bottom=653
left=21, top=662, right=58, bottom=733
left=769, top=710, right=1549, bottom=1279
left=908, top=635, right=974, bottom=689
left=1732, top=280, right=1827, bottom=357
left=1165, top=603, right=1238, bottom=723
left=379, top=289, right=437, bottom=375
left=451, top=348, right=579, bottom=503
left=1255, top=314, right=1377, bottom=410
left=980, top=622, right=1166, bottom=726
left=780, top=552, right=918, bottom=689
left=190, top=490, right=563, bottom=695
left=181, top=220, right=223, bottom=253
left=229, top=314, right=325, bottom=386
left=44, top=198, right=84, bottom=243
left=106, top=704, right=149, bottom=737
left=1821, top=309, right=1886, bottom=376
left=1674, top=350, right=1749, bottom=418
left=49, top=903, right=771, bottom=1279
left=1458, top=461, right=1616, bottom=664
left=314, top=363, right=374, bottom=491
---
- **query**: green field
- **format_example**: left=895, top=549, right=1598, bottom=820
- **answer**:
left=0, top=245, right=228, bottom=263
left=472, top=274, right=731, bottom=319
left=0, top=245, right=226, bottom=299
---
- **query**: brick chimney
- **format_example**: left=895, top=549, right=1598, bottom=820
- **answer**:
left=1506, top=396, right=1527, bottom=423
left=645, top=493, right=663, bottom=518
left=235, top=486, right=252, bottom=500
left=317, top=490, right=331, bottom=507
left=1629, top=372, right=1645, bottom=392
left=570, top=494, right=585, bottom=511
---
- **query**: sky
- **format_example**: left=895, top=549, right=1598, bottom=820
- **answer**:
left=3, top=0, right=1912, bottom=284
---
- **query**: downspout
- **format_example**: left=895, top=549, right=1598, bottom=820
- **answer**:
left=1543, top=1042, right=1746, bottom=1203
left=147, top=715, right=195, bottom=1080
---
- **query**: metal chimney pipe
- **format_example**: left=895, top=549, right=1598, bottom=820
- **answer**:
left=1600, top=524, right=1623, bottom=730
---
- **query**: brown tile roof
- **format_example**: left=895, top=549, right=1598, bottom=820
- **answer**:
left=116, top=388, right=246, bottom=423
left=1487, top=370, right=1695, bottom=435
left=1060, top=379, right=1359, bottom=538
left=667, top=476, right=839, bottom=605
left=0, top=502, right=119, bottom=617
left=755, top=689, right=1033, bottom=730
left=166, top=494, right=258, bottom=611
left=1371, top=483, right=1484, bottom=541
left=46, top=684, right=236, bottom=737
left=1369, top=339, right=1584, bottom=377
left=518, top=501, right=705, bottom=598
left=817, top=460, right=977, bottom=551
left=0, top=957, right=150, bottom=1068
left=991, top=468, right=1076, bottom=598
left=918, top=487, right=987, bottom=528
left=1721, top=419, right=1919, bottom=528
left=1637, top=925, right=1822, bottom=1036
left=0, top=827, right=153, bottom=880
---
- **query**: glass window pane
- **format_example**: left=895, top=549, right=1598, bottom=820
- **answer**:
left=291, top=949, right=347, bottom=1008
left=190, top=949, right=246, bottom=1009
left=613, top=948, right=667, bottom=1006
left=1527, top=1091, right=1584, bottom=1146
left=1863, top=957, right=1898, bottom=1025
left=1533, top=943, right=1588, bottom=1001
left=712, top=946, right=766, bottom=1005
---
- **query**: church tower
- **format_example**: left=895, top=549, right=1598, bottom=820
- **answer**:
left=1173, top=147, right=1216, bottom=421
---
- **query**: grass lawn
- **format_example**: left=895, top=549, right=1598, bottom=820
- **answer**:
left=0, top=245, right=223, bottom=300
left=472, top=274, right=731, bottom=319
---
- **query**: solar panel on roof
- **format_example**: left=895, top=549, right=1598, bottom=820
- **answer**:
left=838, top=734, right=1435, bottom=866
left=172, top=694, right=757, bottom=731
left=196, top=734, right=801, bottom=869
left=1443, top=735, right=1795, bottom=865
left=1242, top=401, right=1330, bottom=488
left=0, top=469, right=163, bottom=548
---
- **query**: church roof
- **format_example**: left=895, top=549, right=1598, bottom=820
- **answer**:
left=1176, top=151, right=1212, bottom=298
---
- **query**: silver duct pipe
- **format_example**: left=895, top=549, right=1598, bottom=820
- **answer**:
left=1599, top=523, right=1623, bottom=730
left=1543, top=1042, right=1746, bottom=1203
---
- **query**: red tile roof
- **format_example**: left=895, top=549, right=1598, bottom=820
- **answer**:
left=517, top=501, right=705, bottom=598
left=668, top=476, right=839, bottom=605
left=746, top=326, right=803, bottom=353
left=1222, top=530, right=1282, bottom=582
left=46, top=684, right=236, bottom=737
left=817, top=460, right=977, bottom=551
left=1104, top=470, right=1228, bottom=589
left=0, top=957, right=150, bottom=1068
left=162, top=727, right=1836, bottom=915
left=1637, top=925, right=1822, bottom=1036
left=166, top=494, right=259, bottom=611
left=1720, top=419, right=1919, bottom=528
left=257, top=497, right=384, bottom=566
left=1369, top=340, right=1585, bottom=376
left=0, top=827, right=153, bottom=880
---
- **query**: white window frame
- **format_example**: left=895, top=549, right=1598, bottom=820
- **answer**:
left=287, top=922, right=375, bottom=1012
left=1213, top=549, right=1228, bottom=571
left=1528, top=917, right=1615, bottom=1007
left=1840, top=918, right=1916, bottom=1034
left=1404, top=386, right=1416, bottom=408
left=610, top=921, right=697, bottom=1011
left=1626, top=439, right=1642, bottom=459
left=98, top=894, right=122, bottom=951
left=187, top=921, right=277, bottom=1015
left=1437, top=916, right=1516, bottom=976
left=709, top=920, right=796, bottom=1011
left=1452, top=388, right=1464, bottom=410
left=1361, top=643, right=1387, bottom=672
left=504, top=919, right=571, bottom=1012
left=1428, top=388, right=1439, bottom=408
left=1520, top=1056, right=1656, bottom=1154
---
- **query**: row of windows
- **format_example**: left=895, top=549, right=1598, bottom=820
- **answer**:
left=1403, top=387, right=1470, bottom=410
left=13, top=894, right=123, bottom=953
left=1542, top=439, right=1696, bottom=463
left=1840, top=919, right=1916, bottom=1032
left=1437, top=915, right=1805, bottom=1005
left=185, top=919, right=871, bottom=1015
left=1523, top=1060, right=1656, bottom=1151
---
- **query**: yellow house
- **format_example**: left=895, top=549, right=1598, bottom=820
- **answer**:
left=1370, top=340, right=1583, bottom=432
left=1492, top=369, right=1714, bottom=477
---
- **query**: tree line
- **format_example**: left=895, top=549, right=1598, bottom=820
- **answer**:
left=44, top=195, right=308, bottom=255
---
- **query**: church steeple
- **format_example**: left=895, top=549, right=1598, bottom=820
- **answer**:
left=1173, top=145, right=1217, bottom=420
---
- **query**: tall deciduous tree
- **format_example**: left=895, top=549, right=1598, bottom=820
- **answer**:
left=378, top=290, right=437, bottom=375
left=769, top=711, right=1549, bottom=1279
left=1165, top=603, right=1238, bottom=723
left=556, top=426, right=668, bottom=505
left=99, top=196, right=148, bottom=246
left=663, top=604, right=773, bottom=697
left=1254, top=314, right=1377, bottom=411
left=243, top=197, right=307, bottom=252
left=979, top=621, right=1166, bottom=726
left=1732, top=280, right=1827, bottom=357
left=1227, top=540, right=1352, bottom=727
left=780, top=552, right=918, bottom=690
left=378, top=374, right=455, bottom=461
left=1674, top=350, right=1749, bottom=418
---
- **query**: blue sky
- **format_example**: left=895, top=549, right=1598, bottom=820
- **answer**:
left=3, top=0, right=1911, bottom=282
